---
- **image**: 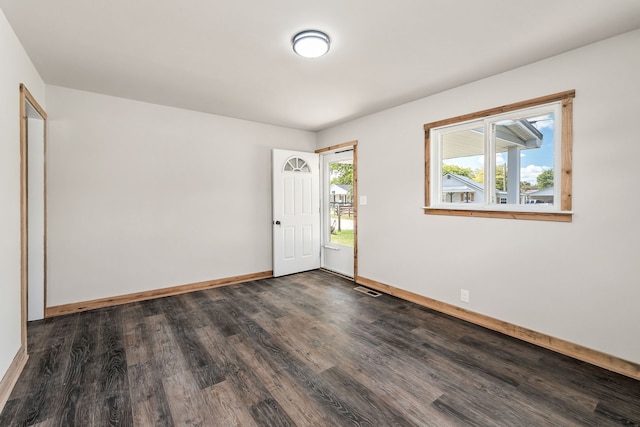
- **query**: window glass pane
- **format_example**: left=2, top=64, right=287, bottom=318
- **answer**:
left=441, top=126, right=485, bottom=204
left=493, top=113, right=555, bottom=206
left=283, top=157, right=311, bottom=173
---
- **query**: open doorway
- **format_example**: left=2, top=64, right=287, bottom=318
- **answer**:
left=20, top=84, right=47, bottom=337
left=318, top=142, right=358, bottom=278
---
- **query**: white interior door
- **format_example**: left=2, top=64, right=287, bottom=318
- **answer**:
left=321, top=150, right=355, bottom=277
left=272, top=149, right=320, bottom=277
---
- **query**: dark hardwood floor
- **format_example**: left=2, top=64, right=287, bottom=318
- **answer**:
left=2, top=270, right=639, bottom=426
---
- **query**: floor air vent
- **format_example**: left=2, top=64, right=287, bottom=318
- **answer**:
left=354, top=286, right=382, bottom=297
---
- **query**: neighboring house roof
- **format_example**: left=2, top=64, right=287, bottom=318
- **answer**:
left=529, top=187, right=554, bottom=197
left=330, top=184, right=351, bottom=195
left=444, top=185, right=477, bottom=192
left=442, top=173, right=506, bottom=195
left=442, top=173, right=483, bottom=192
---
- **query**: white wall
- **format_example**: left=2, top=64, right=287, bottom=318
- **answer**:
left=27, top=116, right=46, bottom=321
left=317, top=29, right=640, bottom=365
left=46, top=85, right=316, bottom=306
left=0, top=9, right=45, bottom=380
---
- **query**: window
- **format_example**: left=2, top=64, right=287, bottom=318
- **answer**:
left=424, top=90, right=575, bottom=222
left=284, top=157, right=311, bottom=172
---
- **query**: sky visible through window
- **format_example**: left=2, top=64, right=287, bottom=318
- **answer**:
left=443, top=114, right=554, bottom=186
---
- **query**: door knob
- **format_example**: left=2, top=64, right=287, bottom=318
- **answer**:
left=274, top=220, right=281, bottom=225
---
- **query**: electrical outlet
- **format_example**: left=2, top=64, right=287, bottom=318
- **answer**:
left=460, top=289, right=470, bottom=303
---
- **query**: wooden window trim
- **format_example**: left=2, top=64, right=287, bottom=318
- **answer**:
left=424, top=90, right=575, bottom=222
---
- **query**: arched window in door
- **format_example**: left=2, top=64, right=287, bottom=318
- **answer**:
left=283, top=157, right=311, bottom=173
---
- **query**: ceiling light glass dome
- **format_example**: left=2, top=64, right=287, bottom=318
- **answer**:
left=292, top=30, right=330, bottom=58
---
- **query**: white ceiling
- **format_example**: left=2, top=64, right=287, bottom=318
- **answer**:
left=2, top=0, right=640, bottom=131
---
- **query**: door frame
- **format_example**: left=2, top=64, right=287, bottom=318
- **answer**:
left=20, top=84, right=48, bottom=344
left=316, top=140, right=358, bottom=279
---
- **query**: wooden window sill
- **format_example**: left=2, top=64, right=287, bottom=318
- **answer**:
left=423, top=207, right=573, bottom=222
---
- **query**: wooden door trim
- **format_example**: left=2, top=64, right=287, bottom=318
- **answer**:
left=315, top=140, right=357, bottom=154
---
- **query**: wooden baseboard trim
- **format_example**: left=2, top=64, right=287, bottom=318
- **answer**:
left=45, top=270, right=273, bottom=318
left=0, top=345, right=28, bottom=413
left=356, top=275, right=640, bottom=381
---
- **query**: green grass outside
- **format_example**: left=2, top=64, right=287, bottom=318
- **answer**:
left=330, top=229, right=354, bottom=247
left=330, top=214, right=355, bottom=220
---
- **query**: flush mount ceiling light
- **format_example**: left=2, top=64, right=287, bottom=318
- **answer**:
left=292, top=30, right=330, bottom=58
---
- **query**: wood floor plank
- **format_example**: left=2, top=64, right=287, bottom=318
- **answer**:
left=224, top=317, right=378, bottom=425
left=26, top=318, right=55, bottom=354
left=318, top=365, right=416, bottom=426
left=251, top=311, right=335, bottom=374
left=128, top=361, right=175, bottom=427
left=432, top=394, right=499, bottom=427
left=3, top=270, right=639, bottom=426
left=0, top=396, right=20, bottom=426
left=415, top=325, right=615, bottom=425
left=54, top=309, right=101, bottom=426
left=31, top=420, right=55, bottom=427
left=152, top=304, right=221, bottom=425
left=144, top=313, right=188, bottom=378
left=12, top=314, right=79, bottom=401
left=196, top=297, right=244, bottom=337
left=221, top=284, right=288, bottom=320
left=181, top=292, right=223, bottom=330
left=195, top=325, right=274, bottom=408
left=162, top=373, right=211, bottom=427
left=69, top=308, right=132, bottom=427
left=457, top=335, right=606, bottom=424
left=97, top=309, right=129, bottom=393
left=375, top=323, right=572, bottom=425
left=337, top=358, right=453, bottom=426
left=122, top=303, right=153, bottom=366
left=229, top=334, right=334, bottom=427
left=595, top=400, right=640, bottom=426
left=244, top=288, right=288, bottom=319
left=215, top=301, right=372, bottom=425
left=205, top=380, right=258, bottom=427
left=11, top=341, right=68, bottom=425
left=249, top=397, right=296, bottom=427
left=71, top=311, right=103, bottom=426
left=138, top=298, right=163, bottom=317
left=305, top=317, right=452, bottom=425
left=162, top=296, right=225, bottom=389
left=277, top=281, right=589, bottom=426
left=538, top=351, right=640, bottom=402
